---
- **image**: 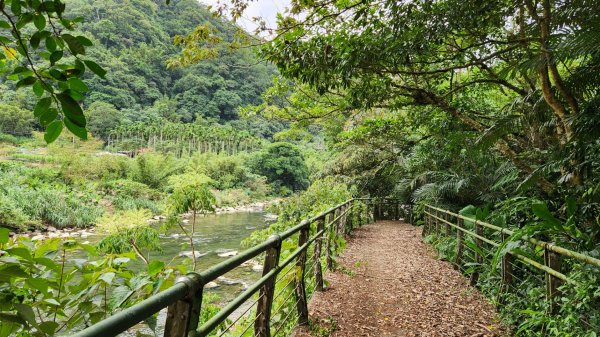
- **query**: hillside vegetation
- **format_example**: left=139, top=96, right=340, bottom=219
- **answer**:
left=0, top=0, right=280, bottom=139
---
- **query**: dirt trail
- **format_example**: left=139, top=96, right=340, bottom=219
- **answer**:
left=293, top=221, right=508, bottom=337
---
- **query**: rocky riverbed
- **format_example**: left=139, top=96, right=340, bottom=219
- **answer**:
left=12, top=200, right=280, bottom=241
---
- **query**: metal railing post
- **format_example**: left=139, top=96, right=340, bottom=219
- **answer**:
left=254, top=235, right=282, bottom=337
left=422, top=208, right=429, bottom=237
left=369, top=199, right=376, bottom=223
left=454, top=218, right=464, bottom=270
left=445, top=212, right=451, bottom=236
left=164, top=274, right=203, bottom=337
left=358, top=202, right=364, bottom=227
left=470, top=222, right=483, bottom=286
left=346, top=203, right=353, bottom=233
left=314, top=217, right=325, bottom=291
left=340, top=204, right=348, bottom=235
left=294, top=222, right=310, bottom=326
left=435, top=209, right=440, bottom=236
left=501, top=231, right=513, bottom=289
left=343, top=203, right=349, bottom=233
left=325, top=213, right=335, bottom=271
left=544, top=247, right=561, bottom=315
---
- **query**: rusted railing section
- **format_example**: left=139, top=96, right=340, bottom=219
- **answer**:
left=423, top=205, right=600, bottom=315
left=72, top=198, right=406, bottom=337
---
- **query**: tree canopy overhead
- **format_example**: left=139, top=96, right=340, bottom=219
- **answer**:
left=238, top=0, right=599, bottom=195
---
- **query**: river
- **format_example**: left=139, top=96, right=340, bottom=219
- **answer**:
left=70, top=211, right=272, bottom=336
left=78, top=211, right=272, bottom=304
left=155, top=211, right=271, bottom=301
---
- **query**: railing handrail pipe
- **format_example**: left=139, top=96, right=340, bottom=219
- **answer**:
left=72, top=198, right=373, bottom=337
left=425, top=205, right=600, bottom=269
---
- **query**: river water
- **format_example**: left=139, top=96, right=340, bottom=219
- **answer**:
left=155, top=211, right=271, bottom=301
left=73, top=211, right=272, bottom=336
left=80, top=211, right=271, bottom=304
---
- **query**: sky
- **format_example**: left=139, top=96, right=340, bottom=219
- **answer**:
left=198, top=0, right=290, bottom=34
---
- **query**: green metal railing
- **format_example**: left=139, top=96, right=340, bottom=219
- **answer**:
left=423, top=205, right=600, bottom=324
left=72, top=198, right=405, bottom=337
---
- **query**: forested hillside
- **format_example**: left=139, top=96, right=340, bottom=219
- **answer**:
left=0, top=0, right=279, bottom=139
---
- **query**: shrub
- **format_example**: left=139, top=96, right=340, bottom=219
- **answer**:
left=213, top=188, right=251, bottom=207
left=131, top=153, right=181, bottom=189
left=1, top=180, right=103, bottom=229
left=0, top=103, right=34, bottom=136
left=203, top=154, right=249, bottom=189
left=0, top=194, right=38, bottom=230
left=243, top=173, right=271, bottom=199
left=101, top=179, right=160, bottom=200
left=96, top=209, right=160, bottom=258
left=0, top=132, right=23, bottom=146
left=250, top=142, right=309, bottom=192
left=112, top=196, right=163, bottom=215
left=15, top=187, right=104, bottom=228
left=60, top=154, right=131, bottom=183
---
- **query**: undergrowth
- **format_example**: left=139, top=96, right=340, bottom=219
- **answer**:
left=427, top=232, right=600, bottom=336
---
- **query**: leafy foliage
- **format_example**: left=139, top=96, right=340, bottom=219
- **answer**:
left=0, top=0, right=108, bottom=141
left=96, top=209, right=161, bottom=263
left=250, top=142, right=309, bottom=194
left=0, top=234, right=177, bottom=336
left=0, top=0, right=279, bottom=142
left=165, top=173, right=215, bottom=270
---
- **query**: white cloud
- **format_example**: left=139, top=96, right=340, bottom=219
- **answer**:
left=198, top=0, right=290, bottom=34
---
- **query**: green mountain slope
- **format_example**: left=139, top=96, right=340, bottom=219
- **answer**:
left=66, top=0, right=275, bottom=122
left=0, top=0, right=278, bottom=139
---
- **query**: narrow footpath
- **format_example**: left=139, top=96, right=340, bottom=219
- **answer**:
left=294, top=221, right=509, bottom=337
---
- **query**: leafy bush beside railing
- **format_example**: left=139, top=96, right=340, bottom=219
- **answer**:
left=0, top=232, right=179, bottom=337
left=422, top=205, right=600, bottom=337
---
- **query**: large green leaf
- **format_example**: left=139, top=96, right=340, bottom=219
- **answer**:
left=14, top=304, right=37, bottom=328
left=57, top=92, right=85, bottom=127
left=38, top=321, right=59, bottom=335
left=67, top=77, right=88, bottom=92
left=62, top=34, right=85, bottom=55
left=83, top=60, right=106, bottom=78
left=33, top=14, right=46, bottom=30
left=26, top=278, right=48, bottom=294
left=147, top=260, right=164, bottom=277
left=44, top=120, right=63, bottom=143
left=49, top=50, right=63, bottom=65
left=39, top=108, right=58, bottom=126
left=15, top=76, right=36, bottom=89
left=531, top=203, right=563, bottom=230
left=64, top=116, right=87, bottom=140
left=33, top=97, right=52, bottom=117
left=6, top=247, right=32, bottom=261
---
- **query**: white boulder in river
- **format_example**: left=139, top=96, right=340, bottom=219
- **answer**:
left=179, top=251, right=208, bottom=258
left=251, top=264, right=264, bottom=272
left=217, top=276, right=243, bottom=285
left=205, top=282, right=219, bottom=289
left=217, top=250, right=238, bottom=257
